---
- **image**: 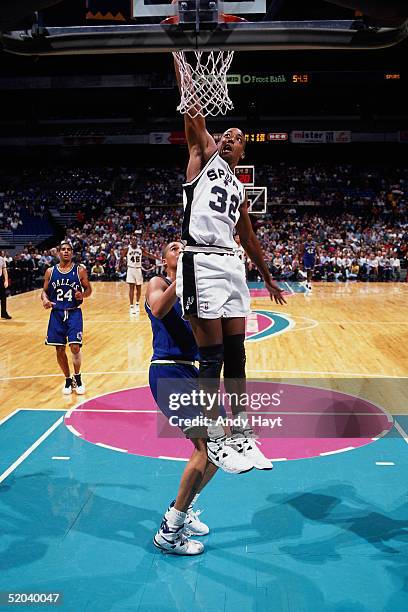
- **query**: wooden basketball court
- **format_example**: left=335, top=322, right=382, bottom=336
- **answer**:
left=1, top=281, right=407, bottom=419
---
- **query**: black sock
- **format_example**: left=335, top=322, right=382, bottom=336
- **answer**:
left=74, top=373, right=82, bottom=385
left=65, top=377, right=72, bottom=387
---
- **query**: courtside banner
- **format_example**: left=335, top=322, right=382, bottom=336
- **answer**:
left=290, top=131, right=351, bottom=144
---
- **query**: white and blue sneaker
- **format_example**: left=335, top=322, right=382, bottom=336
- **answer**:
left=153, top=516, right=204, bottom=555
left=227, top=433, right=273, bottom=470
left=207, top=436, right=254, bottom=474
left=165, top=500, right=209, bottom=537
left=184, top=506, right=209, bottom=536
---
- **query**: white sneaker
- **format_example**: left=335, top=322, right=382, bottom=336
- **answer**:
left=62, top=379, right=73, bottom=395
left=75, top=383, right=86, bottom=395
left=184, top=507, right=209, bottom=536
left=228, top=434, right=273, bottom=470
left=207, top=436, right=253, bottom=474
left=134, top=303, right=140, bottom=311
left=153, top=518, right=204, bottom=555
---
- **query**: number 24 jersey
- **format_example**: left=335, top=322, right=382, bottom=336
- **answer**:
left=48, top=264, right=83, bottom=310
left=182, top=152, right=245, bottom=249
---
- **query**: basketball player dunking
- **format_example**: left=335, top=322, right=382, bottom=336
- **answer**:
left=41, top=240, right=92, bottom=395
left=174, top=58, right=286, bottom=474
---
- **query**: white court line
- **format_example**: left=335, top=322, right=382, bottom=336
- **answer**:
left=394, top=419, right=408, bottom=445
left=376, top=462, right=395, bottom=466
left=284, top=281, right=294, bottom=295
left=0, top=370, right=148, bottom=382
left=246, top=369, right=408, bottom=378
left=66, top=423, right=82, bottom=437
left=159, top=456, right=188, bottom=461
left=319, top=321, right=408, bottom=325
left=96, top=442, right=128, bottom=453
left=8, top=320, right=151, bottom=325
left=320, top=446, right=355, bottom=456
left=0, top=416, right=63, bottom=484
left=2, top=368, right=406, bottom=381
left=0, top=409, right=20, bottom=426
left=67, top=409, right=157, bottom=414
left=18, top=408, right=70, bottom=413
left=52, top=456, right=70, bottom=460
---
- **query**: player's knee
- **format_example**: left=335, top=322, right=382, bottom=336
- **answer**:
left=223, top=334, right=246, bottom=378
left=56, top=346, right=66, bottom=355
left=70, top=344, right=81, bottom=355
left=198, top=344, right=224, bottom=379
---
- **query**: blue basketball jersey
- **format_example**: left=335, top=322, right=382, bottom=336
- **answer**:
left=48, top=265, right=83, bottom=310
left=303, top=241, right=317, bottom=267
left=304, top=241, right=317, bottom=258
left=146, top=277, right=198, bottom=361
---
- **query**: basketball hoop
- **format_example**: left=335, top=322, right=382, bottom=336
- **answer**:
left=162, top=13, right=246, bottom=118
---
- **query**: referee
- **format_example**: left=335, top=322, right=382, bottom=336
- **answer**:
left=0, top=252, right=11, bottom=320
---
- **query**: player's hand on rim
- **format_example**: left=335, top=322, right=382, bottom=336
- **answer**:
left=265, top=280, right=287, bottom=305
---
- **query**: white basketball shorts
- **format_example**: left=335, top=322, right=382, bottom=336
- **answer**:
left=126, top=267, right=143, bottom=285
left=176, top=251, right=251, bottom=319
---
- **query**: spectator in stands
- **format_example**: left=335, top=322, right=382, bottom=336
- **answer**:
left=91, top=261, right=105, bottom=280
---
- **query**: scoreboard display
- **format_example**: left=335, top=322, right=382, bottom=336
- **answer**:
left=235, top=165, right=255, bottom=186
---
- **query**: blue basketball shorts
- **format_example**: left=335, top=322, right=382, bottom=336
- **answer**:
left=46, top=308, right=83, bottom=346
left=303, top=257, right=316, bottom=270
left=149, top=362, right=226, bottom=434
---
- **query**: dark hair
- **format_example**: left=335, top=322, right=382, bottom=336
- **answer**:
left=59, top=240, right=73, bottom=250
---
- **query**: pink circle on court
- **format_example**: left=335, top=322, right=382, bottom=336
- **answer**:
left=64, top=384, right=393, bottom=461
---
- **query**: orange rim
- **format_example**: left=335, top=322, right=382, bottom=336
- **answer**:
left=161, top=13, right=247, bottom=25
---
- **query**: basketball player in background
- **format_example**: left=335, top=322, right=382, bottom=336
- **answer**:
left=174, top=57, right=286, bottom=473
left=41, top=240, right=92, bottom=395
left=301, top=233, right=319, bottom=291
left=121, top=236, right=155, bottom=314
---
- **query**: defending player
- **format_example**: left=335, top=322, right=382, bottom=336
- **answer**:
left=174, top=58, right=286, bottom=472
left=147, top=241, right=244, bottom=555
left=301, top=233, right=319, bottom=291
left=121, top=236, right=155, bottom=314
left=41, top=240, right=92, bottom=395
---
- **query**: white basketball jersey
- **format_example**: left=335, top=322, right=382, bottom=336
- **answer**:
left=182, top=152, right=246, bottom=249
left=127, top=246, right=142, bottom=269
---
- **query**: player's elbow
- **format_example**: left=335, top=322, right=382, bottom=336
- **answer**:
left=151, top=305, right=165, bottom=319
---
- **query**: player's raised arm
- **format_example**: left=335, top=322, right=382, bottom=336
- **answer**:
left=173, top=55, right=217, bottom=177
left=146, top=276, right=177, bottom=319
left=236, top=200, right=286, bottom=305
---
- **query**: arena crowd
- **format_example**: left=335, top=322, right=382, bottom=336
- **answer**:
left=0, top=162, right=406, bottom=293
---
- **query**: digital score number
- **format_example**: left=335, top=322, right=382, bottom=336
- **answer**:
left=292, top=73, right=310, bottom=84
left=235, top=165, right=255, bottom=186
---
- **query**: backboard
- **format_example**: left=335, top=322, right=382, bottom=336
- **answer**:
left=246, top=186, right=267, bottom=214
left=1, top=0, right=407, bottom=56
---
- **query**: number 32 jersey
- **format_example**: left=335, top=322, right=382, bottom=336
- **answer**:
left=182, top=152, right=245, bottom=249
left=48, top=265, right=83, bottom=310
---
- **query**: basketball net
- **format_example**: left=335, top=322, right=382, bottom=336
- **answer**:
left=173, top=49, right=235, bottom=118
